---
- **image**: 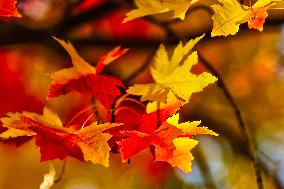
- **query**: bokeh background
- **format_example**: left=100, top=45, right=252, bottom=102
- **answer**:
left=1, top=0, right=284, bottom=188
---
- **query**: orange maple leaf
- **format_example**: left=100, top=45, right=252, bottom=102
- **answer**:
left=248, top=10, right=268, bottom=31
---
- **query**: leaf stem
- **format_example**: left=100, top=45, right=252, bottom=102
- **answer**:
left=156, top=101, right=161, bottom=128
left=65, top=105, right=95, bottom=127
left=54, top=159, right=67, bottom=184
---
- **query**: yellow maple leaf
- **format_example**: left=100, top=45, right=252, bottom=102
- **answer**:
left=76, top=122, right=120, bottom=166
left=155, top=113, right=217, bottom=172
left=168, top=138, right=198, bottom=173
left=166, top=114, right=217, bottom=172
left=146, top=92, right=185, bottom=113
left=127, top=35, right=217, bottom=104
left=166, top=113, right=218, bottom=136
left=211, top=0, right=280, bottom=37
left=123, top=0, right=199, bottom=23
left=0, top=108, right=65, bottom=140
left=0, top=112, right=34, bottom=138
left=0, top=107, right=62, bottom=139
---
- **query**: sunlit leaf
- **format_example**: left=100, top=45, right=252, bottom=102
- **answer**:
left=118, top=113, right=218, bottom=172
left=127, top=35, right=217, bottom=103
left=123, top=0, right=199, bottom=22
left=48, top=37, right=128, bottom=111
left=211, top=0, right=280, bottom=36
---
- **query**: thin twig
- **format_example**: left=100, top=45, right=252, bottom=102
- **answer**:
left=54, top=159, right=67, bottom=184
left=0, top=1, right=275, bottom=187
left=123, top=49, right=157, bottom=85
left=197, top=53, right=264, bottom=189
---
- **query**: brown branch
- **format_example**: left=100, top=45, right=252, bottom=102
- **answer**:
left=123, top=48, right=157, bottom=85
left=197, top=53, right=264, bottom=189
left=0, top=1, right=282, bottom=187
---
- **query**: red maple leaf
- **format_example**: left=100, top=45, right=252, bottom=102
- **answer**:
left=47, top=37, right=128, bottom=111
left=0, top=107, right=121, bottom=166
left=106, top=94, right=184, bottom=153
left=118, top=113, right=217, bottom=172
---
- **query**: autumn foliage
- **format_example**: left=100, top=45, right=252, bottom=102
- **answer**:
left=1, top=0, right=282, bottom=188
left=0, top=35, right=217, bottom=172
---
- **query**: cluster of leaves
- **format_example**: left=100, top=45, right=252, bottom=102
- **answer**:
left=2, top=0, right=279, bottom=187
left=0, top=32, right=218, bottom=175
left=2, top=0, right=281, bottom=37
left=124, top=0, right=281, bottom=36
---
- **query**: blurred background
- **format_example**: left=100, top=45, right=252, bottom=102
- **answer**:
left=1, top=0, right=284, bottom=188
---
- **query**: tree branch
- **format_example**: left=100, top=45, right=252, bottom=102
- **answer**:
left=123, top=48, right=157, bottom=85
left=197, top=53, right=264, bottom=189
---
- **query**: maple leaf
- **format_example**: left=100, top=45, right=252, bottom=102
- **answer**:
left=118, top=113, right=218, bottom=172
left=139, top=92, right=185, bottom=133
left=40, top=164, right=56, bottom=189
left=127, top=35, right=217, bottom=104
left=113, top=93, right=184, bottom=134
left=114, top=95, right=146, bottom=131
left=123, top=0, right=198, bottom=23
left=0, top=107, right=63, bottom=139
left=47, top=37, right=128, bottom=111
left=106, top=93, right=183, bottom=153
left=0, top=107, right=121, bottom=166
left=0, top=112, right=37, bottom=139
left=211, top=0, right=280, bottom=37
left=0, top=0, right=22, bottom=17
